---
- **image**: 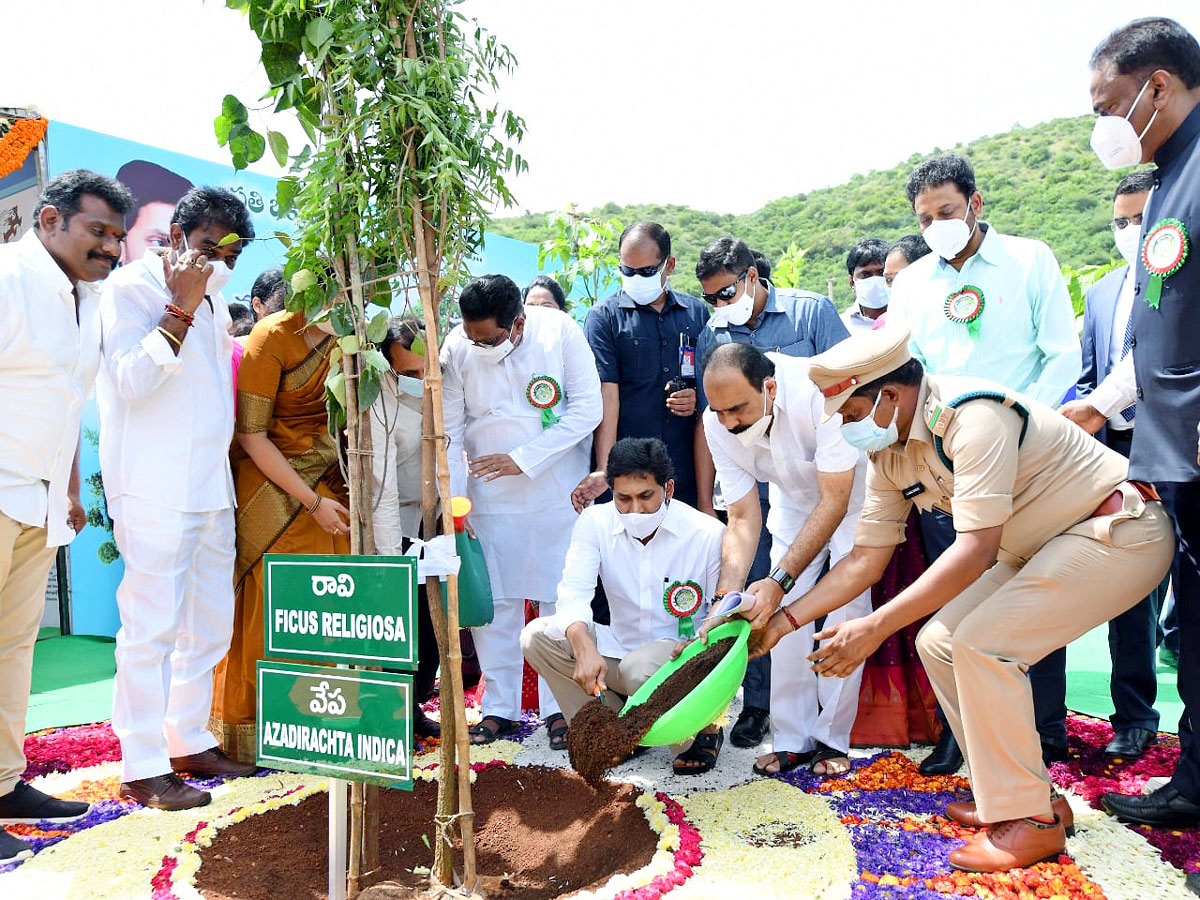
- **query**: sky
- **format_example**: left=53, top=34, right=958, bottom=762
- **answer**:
left=7, top=1, right=1200, bottom=216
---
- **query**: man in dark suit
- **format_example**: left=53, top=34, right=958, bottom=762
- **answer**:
left=1084, top=17, right=1200, bottom=830
left=1047, top=170, right=1166, bottom=760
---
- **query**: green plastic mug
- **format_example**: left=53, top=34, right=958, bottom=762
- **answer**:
left=619, top=619, right=751, bottom=747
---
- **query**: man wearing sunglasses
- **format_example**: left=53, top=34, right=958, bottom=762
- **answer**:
left=574, top=223, right=709, bottom=513
left=691, top=237, right=848, bottom=750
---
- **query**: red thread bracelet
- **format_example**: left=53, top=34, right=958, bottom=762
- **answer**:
left=780, top=606, right=801, bottom=632
left=165, top=303, right=195, bottom=327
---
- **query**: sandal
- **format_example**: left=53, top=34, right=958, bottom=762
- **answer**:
left=545, top=713, right=568, bottom=751
left=468, top=715, right=518, bottom=745
left=672, top=728, right=724, bottom=776
left=752, top=749, right=813, bottom=777
left=809, top=742, right=852, bottom=777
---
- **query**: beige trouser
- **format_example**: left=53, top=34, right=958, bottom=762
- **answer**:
left=0, top=513, right=57, bottom=795
left=916, top=494, right=1175, bottom=823
left=520, top=617, right=677, bottom=722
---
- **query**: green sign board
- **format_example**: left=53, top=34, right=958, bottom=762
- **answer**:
left=263, top=554, right=418, bottom=668
left=256, top=661, right=414, bottom=789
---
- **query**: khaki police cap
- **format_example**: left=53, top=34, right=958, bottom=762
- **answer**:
left=808, top=326, right=912, bottom=420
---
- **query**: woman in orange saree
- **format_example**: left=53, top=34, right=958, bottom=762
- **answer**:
left=210, top=310, right=351, bottom=762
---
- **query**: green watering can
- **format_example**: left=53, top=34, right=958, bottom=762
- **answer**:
left=449, top=496, right=493, bottom=627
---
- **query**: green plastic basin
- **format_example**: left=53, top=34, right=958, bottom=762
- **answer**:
left=619, top=619, right=750, bottom=747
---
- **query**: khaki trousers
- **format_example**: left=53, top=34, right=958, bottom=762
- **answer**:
left=916, top=495, right=1175, bottom=823
left=520, top=617, right=677, bottom=722
left=0, top=512, right=57, bottom=795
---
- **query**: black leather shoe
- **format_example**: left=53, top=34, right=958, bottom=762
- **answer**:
left=1105, top=727, right=1156, bottom=759
left=730, top=706, right=771, bottom=748
left=1041, top=740, right=1069, bottom=765
left=1102, top=784, right=1200, bottom=828
left=414, top=708, right=441, bottom=739
left=920, top=729, right=964, bottom=775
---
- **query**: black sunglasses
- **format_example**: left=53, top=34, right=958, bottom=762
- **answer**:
left=618, top=261, right=665, bottom=278
left=701, top=270, right=748, bottom=304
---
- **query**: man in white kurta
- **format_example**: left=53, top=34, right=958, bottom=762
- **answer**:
left=0, top=171, right=131, bottom=864
left=442, top=276, right=603, bottom=741
left=99, top=187, right=257, bottom=810
left=702, top=342, right=868, bottom=777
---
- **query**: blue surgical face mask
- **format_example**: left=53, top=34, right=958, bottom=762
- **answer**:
left=840, top=391, right=898, bottom=453
left=394, top=373, right=424, bottom=399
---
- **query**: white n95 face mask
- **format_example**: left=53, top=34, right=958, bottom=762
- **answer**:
left=923, top=206, right=977, bottom=261
left=205, top=258, right=233, bottom=295
left=1114, top=221, right=1144, bottom=266
left=471, top=337, right=514, bottom=364
left=854, top=275, right=890, bottom=310
left=1091, top=78, right=1158, bottom=170
left=712, top=275, right=756, bottom=328
left=735, top=390, right=772, bottom=447
left=618, top=498, right=668, bottom=539
left=622, top=266, right=667, bottom=306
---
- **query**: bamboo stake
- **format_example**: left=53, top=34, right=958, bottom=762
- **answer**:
left=410, top=190, right=477, bottom=893
left=422, top=390, right=457, bottom=887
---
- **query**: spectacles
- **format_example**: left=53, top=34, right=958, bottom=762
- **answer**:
left=617, top=261, right=665, bottom=278
left=701, top=270, right=748, bottom=304
left=1111, top=214, right=1144, bottom=232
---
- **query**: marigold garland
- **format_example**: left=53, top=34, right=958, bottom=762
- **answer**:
left=0, top=117, right=48, bottom=180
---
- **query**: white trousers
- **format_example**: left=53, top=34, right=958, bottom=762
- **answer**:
left=768, top=540, right=871, bottom=754
left=470, top=596, right=560, bottom=722
left=111, top=499, right=235, bottom=781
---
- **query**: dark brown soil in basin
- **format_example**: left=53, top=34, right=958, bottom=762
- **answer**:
left=567, top=636, right=735, bottom=786
left=195, top=765, right=657, bottom=900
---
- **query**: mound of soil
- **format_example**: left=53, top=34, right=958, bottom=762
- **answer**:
left=196, top=765, right=656, bottom=900
left=568, top=636, right=735, bottom=786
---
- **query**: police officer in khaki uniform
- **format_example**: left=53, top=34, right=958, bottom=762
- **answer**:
left=732, top=326, right=1174, bottom=872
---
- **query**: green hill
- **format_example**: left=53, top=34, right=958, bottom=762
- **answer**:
left=489, top=115, right=1128, bottom=310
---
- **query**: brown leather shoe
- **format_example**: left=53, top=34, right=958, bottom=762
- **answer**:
left=170, top=747, right=258, bottom=778
left=120, top=774, right=211, bottom=811
left=948, top=817, right=1066, bottom=872
left=945, top=793, right=1074, bottom=836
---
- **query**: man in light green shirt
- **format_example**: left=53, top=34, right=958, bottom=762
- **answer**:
left=888, top=154, right=1081, bottom=409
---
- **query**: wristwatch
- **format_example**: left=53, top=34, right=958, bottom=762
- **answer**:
left=768, top=565, right=795, bottom=594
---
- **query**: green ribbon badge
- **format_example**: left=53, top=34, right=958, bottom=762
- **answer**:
left=663, top=580, right=704, bottom=639
left=526, top=375, right=562, bottom=429
left=944, top=285, right=985, bottom=340
left=1141, top=217, right=1189, bottom=310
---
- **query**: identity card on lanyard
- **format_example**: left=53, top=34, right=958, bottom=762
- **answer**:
left=679, top=333, right=696, bottom=378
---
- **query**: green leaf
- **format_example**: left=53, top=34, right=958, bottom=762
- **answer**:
left=267, top=130, right=289, bottom=167
left=331, top=302, right=356, bottom=337
left=325, top=369, right=346, bottom=407
left=214, top=113, right=232, bottom=147
left=275, top=178, right=299, bottom=215
left=221, top=94, right=249, bottom=124
left=339, top=335, right=360, bottom=355
left=273, top=231, right=292, bottom=248
left=358, top=365, right=382, bottom=411
left=362, top=347, right=390, bottom=374
left=410, top=335, right=426, bottom=358
left=305, top=17, right=334, bottom=49
left=216, top=232, right=243, bottom=247
left=291, top=268, right=317, bottom=293
left=241, top=130, right=266, bottom=164
left=366, top=310, right=389, bottom=343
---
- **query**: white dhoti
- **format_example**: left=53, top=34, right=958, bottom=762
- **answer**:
left=470, top=507, right=572, bottom=722
left=767, top=511, right=870, bottom=755
left=111, top=499, right=235, bottom=781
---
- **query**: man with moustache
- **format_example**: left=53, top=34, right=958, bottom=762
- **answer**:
left=98, top=186, right=259, bottom=811
left=0, top=171, right=131, bottom=863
